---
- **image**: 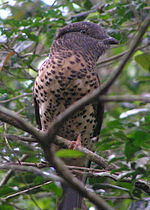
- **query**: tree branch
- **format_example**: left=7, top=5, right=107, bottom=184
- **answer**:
left=0, top=163, right=62, bottom=182
left=2, top=160, right=150, bottom=196
left=2, top=133, right=117, bottom=170
left=2, top=134, right=37, bottom=142
left=99, top=16, right=150, bottom=93
left=0, top=154, right=28, bottom=187
left=0, top=105, right=44, bottom=143
left=1, top=93, right=150, bottom=140
left=97, top=42, right=150, bottom=67
left=0, top=93, right=32, bottom=104
left=99, top=95, right=150, bottom=103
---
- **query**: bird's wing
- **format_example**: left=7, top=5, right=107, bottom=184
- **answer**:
left=93, top=75, right=104, bottom=137
left=93, top=101, right=104, bottom=137
left=33, top=93, right=42, bottom=130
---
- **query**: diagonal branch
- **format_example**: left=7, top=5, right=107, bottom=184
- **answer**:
left=97, top=42, right=150, bottom=67
left=55, top=136, right=117, bottom=170
left=2, top=93, right=149, bottom=138
left=0, top=93, right=32, bottom=104
left=1, top=93, right=150, bottom=141
left=1, top=133, right=117, bottom=170
left=0, top=105, right=44, bottom=143
left=99, top=16, right=150, bottom=93
left=0, top=154, right=28, bottom=187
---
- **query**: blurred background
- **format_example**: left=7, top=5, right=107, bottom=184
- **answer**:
left=0, top=0, right=150, bottom=209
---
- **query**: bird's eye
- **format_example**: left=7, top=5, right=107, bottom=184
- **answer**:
left=80, top=30, right=86, bottom=34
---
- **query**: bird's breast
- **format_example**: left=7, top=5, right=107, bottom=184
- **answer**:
left=34, top=50, right=99, bottom=145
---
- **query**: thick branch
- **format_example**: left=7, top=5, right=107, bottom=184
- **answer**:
left=56, top=136, right=117, bottom=170
left=0, top=105, right=44, bottom=143
left=1, top=93, right=150, bottom=139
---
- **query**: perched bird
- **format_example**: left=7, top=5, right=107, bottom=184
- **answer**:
left=33, top=21, right=118, bottom=210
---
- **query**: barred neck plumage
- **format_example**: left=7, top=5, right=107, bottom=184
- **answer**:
left=51, top=32, right=110, bottom=64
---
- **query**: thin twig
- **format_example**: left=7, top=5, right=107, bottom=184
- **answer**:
left=99, top=95, right=150, bottom=103
left=0, top=164, right=62, bottom=182
left=2, top=134, right=37, bottom=142
left=94, top=183, right=129, bottom=192
left=1, top=181, right=52, bottom=201
left=0, top=93, right=32, bottom=104
left=97, top=42, right=150, bottom=67
left=100, top=195, right=137, bottom=200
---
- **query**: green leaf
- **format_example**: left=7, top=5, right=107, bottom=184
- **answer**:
left=0, top=204, right=14, bottom=210
left=0, top=186, right=15, bottom=197
left=56, top=149, right=84, bottom=158
left=135, top=53, right=150, bottom=71
left=107, top=120, right=123, bottom=129
left=42, top=182, right=62, bottom=197
left=128, top=130, right=150, bottom=147
left=87, top=12, right=100, bottom=21
left=144, top=115, right=150, bottom=123
left=113, top=131, right=127, bottom=140
left=124, top=140, right=141, bottom=161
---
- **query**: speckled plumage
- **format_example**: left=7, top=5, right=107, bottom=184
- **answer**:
left=33, top=21, right=118, bottom=210
left=34, top=51, right=100, bottom=148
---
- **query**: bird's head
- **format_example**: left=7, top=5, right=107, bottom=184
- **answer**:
left=56, top=21, right=118, bottom=46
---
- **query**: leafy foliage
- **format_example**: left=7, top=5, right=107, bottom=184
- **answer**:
left=0, top=0, right=150, bottom=209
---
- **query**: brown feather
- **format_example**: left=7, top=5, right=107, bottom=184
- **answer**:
left=33, top=21, right=118, bottom=209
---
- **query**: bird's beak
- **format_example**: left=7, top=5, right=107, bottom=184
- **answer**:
left=106, top=37, right=119, bottom=45
left=103, top=37, right=119, bottom=45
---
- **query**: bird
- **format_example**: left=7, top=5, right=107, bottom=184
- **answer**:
left=33, top=21, right=118, bottom=210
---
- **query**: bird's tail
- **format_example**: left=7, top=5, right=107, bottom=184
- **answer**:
left=58, top=185, right=87, bottom=210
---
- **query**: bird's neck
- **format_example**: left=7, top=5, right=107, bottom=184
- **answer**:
left=51, top=33, right=109, bottom=65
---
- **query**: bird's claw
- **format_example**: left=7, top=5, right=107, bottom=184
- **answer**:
left=69, top=134, right=82, bottom=149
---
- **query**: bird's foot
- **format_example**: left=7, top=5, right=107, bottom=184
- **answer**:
left=69, top=134, right=82, bottom=149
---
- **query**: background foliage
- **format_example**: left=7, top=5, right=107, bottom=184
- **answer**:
left=0, top=0, right=150, bottom=209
